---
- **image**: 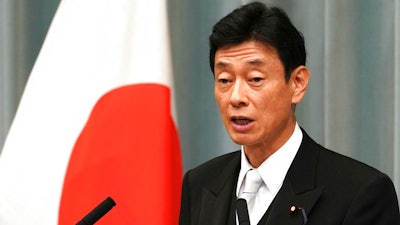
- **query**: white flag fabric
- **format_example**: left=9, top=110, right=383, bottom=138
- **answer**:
left=0, top=0, right=182, bottom=224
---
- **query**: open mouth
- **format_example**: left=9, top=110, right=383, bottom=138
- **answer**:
left=231, top=117, right=253, bottom=125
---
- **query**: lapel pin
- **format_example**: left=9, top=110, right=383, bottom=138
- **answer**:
left=289, top=205, right=308, bottom=225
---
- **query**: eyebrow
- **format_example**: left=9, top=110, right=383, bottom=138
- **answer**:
left=215, top=59, right=265, bottom=68
left=247, top=59, right=265, bottom=66
left=215, top=61, right=228, bottom=69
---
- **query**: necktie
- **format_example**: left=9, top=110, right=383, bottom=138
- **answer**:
left=240, top=169, right=263, bottom=225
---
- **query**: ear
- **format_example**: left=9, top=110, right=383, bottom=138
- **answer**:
left=290, top=65, right=310, bottom=104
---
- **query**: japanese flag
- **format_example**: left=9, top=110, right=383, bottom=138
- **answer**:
left=0, top=0, right=182, bottom=224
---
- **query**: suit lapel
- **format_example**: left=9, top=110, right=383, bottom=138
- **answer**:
left=265, top=131, right=324, bottom=225
left=196, top=130, right=324, bottom=225
left=265, top=180, right=323, bottom=225
left=199, top=152, right=241, bottom=225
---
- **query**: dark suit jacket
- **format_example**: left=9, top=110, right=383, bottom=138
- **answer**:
left=179, top=130, right=400, bottom=225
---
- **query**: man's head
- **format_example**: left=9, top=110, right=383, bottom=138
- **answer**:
left=209, top=1, right=306, bottom=82
left=211, top=2, right=310, bottom=159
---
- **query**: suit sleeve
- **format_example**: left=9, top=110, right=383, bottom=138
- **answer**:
left=179, top=171, right=191, bottom=225
left=342, top=174, right=400, bottom=225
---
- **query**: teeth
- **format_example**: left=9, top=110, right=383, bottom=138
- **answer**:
left=233, top=118, right=250, bottom=125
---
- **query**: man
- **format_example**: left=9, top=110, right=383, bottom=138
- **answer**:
left=179, top=2, right=400, bottom=225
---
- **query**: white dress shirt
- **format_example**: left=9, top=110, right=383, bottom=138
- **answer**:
left=236, top=123, right=303, bottom=224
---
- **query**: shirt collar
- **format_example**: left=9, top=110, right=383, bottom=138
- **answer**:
left=236, top=123, right=303, bottom=196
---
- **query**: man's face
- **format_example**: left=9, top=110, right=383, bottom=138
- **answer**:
left=214, top=40, right=299, bottom=151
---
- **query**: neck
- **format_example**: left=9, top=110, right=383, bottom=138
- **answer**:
left=244, top=122, right=297, bottom=168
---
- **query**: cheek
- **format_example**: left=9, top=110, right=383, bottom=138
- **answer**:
left=214, top=92, right=227, bottom=111
left=215, top=89, right=227, bottom=102
left=255, top=87, right=289, bottom=112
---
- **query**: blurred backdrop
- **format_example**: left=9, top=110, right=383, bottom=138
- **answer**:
left=1, top=0, right=399, bottom=195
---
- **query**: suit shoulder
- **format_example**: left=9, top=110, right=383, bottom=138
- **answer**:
left=183, top=151, right=240, bottom=185
left=299, top=130, right=393, bottom=189
left=188, top=151, right=239, bottom=175
left=301, top=130, right=387, bottom=180
left=310, top=144, right=394, bottom=193
left=319, top=147, right=387, bottom=179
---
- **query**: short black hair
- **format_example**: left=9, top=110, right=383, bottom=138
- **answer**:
left=209, top=1, right=306, bottom=81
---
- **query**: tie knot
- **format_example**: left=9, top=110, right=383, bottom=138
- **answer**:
left=242, top=169, right=263, bottom=194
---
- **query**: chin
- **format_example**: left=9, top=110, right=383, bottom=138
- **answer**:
left=229, top=135, right=253, bottom=146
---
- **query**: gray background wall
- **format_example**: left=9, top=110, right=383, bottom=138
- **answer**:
left=1, top=0, right=399, bottom=195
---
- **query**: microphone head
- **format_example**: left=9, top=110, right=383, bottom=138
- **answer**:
left=76, top=196, right=116, bottom=225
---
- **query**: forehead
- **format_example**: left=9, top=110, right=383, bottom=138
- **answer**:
left=214, top=41, right=280, bottom=68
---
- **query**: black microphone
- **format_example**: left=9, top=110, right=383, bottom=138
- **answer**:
left=235, top=198, right=250, bottom=225
left=76, top=196, right=116, bottom=225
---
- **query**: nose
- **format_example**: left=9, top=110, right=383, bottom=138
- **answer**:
left=230, top=80, right=248, bottom=107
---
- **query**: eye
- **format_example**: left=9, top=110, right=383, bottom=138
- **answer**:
left=219, top=78, right=229, bottom=84
left=215, top=72, right=233, bottom=88
left=252, top=77, right=262, bottom=82
left=248, top=76, right=264, bottom=87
